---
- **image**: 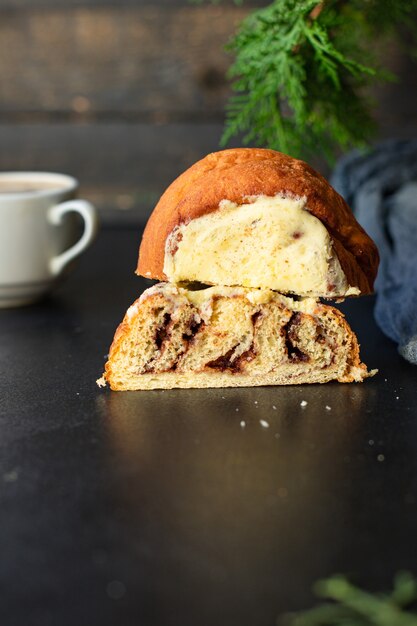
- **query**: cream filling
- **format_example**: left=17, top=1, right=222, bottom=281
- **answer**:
left=138, top=282, right=320, bottom=322
left=183, top=284, right=319, bottom=318
left=163, top=194, right=360, bottom=298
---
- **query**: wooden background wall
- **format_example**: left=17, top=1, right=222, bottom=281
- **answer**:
left=0, top=0, right=416, bottom=224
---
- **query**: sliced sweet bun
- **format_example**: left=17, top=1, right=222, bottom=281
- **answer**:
left=98, top=283, right=375, bottom=391
left=137, top=148, right=379, bottom=298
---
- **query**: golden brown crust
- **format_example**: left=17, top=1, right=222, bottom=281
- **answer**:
left=103, top=316, right=136, bottom=386
left=137, top=148, right=379, bottom=295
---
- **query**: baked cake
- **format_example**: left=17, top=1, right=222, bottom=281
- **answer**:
left=98, top=148, right=379, bottom=390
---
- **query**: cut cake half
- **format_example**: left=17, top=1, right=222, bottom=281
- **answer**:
left=98, top=283, right=374, bottom=391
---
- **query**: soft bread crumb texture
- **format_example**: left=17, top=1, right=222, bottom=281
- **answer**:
left=100, top=283, right=375, bottom=391
left=164, top=194, right=359, bottom=298
left=137, top=148, right=379, bottom=297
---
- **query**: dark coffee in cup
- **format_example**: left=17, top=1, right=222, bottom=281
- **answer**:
left=0, top=180, right=67, bottom=194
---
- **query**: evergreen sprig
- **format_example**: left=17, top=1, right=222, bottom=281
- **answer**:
left=282, top=572, right=417, bottom=626
left=197, top=0, right=417, bottom=162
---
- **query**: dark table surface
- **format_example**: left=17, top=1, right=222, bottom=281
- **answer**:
left=1, top=227, right=417, bottom=626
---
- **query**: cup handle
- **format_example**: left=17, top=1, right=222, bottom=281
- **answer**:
left=48, top=199, right=98, bottom=276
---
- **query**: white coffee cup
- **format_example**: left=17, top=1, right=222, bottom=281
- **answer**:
left=0, top=172, right=98, bottom=308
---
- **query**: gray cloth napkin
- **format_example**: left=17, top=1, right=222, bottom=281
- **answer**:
left=331, top=139, right=417, bottom=365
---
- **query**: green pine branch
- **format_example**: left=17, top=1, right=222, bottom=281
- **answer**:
left=195, top=0, right=417, bottom=162
left=281, top=572, right=417, bottom=626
